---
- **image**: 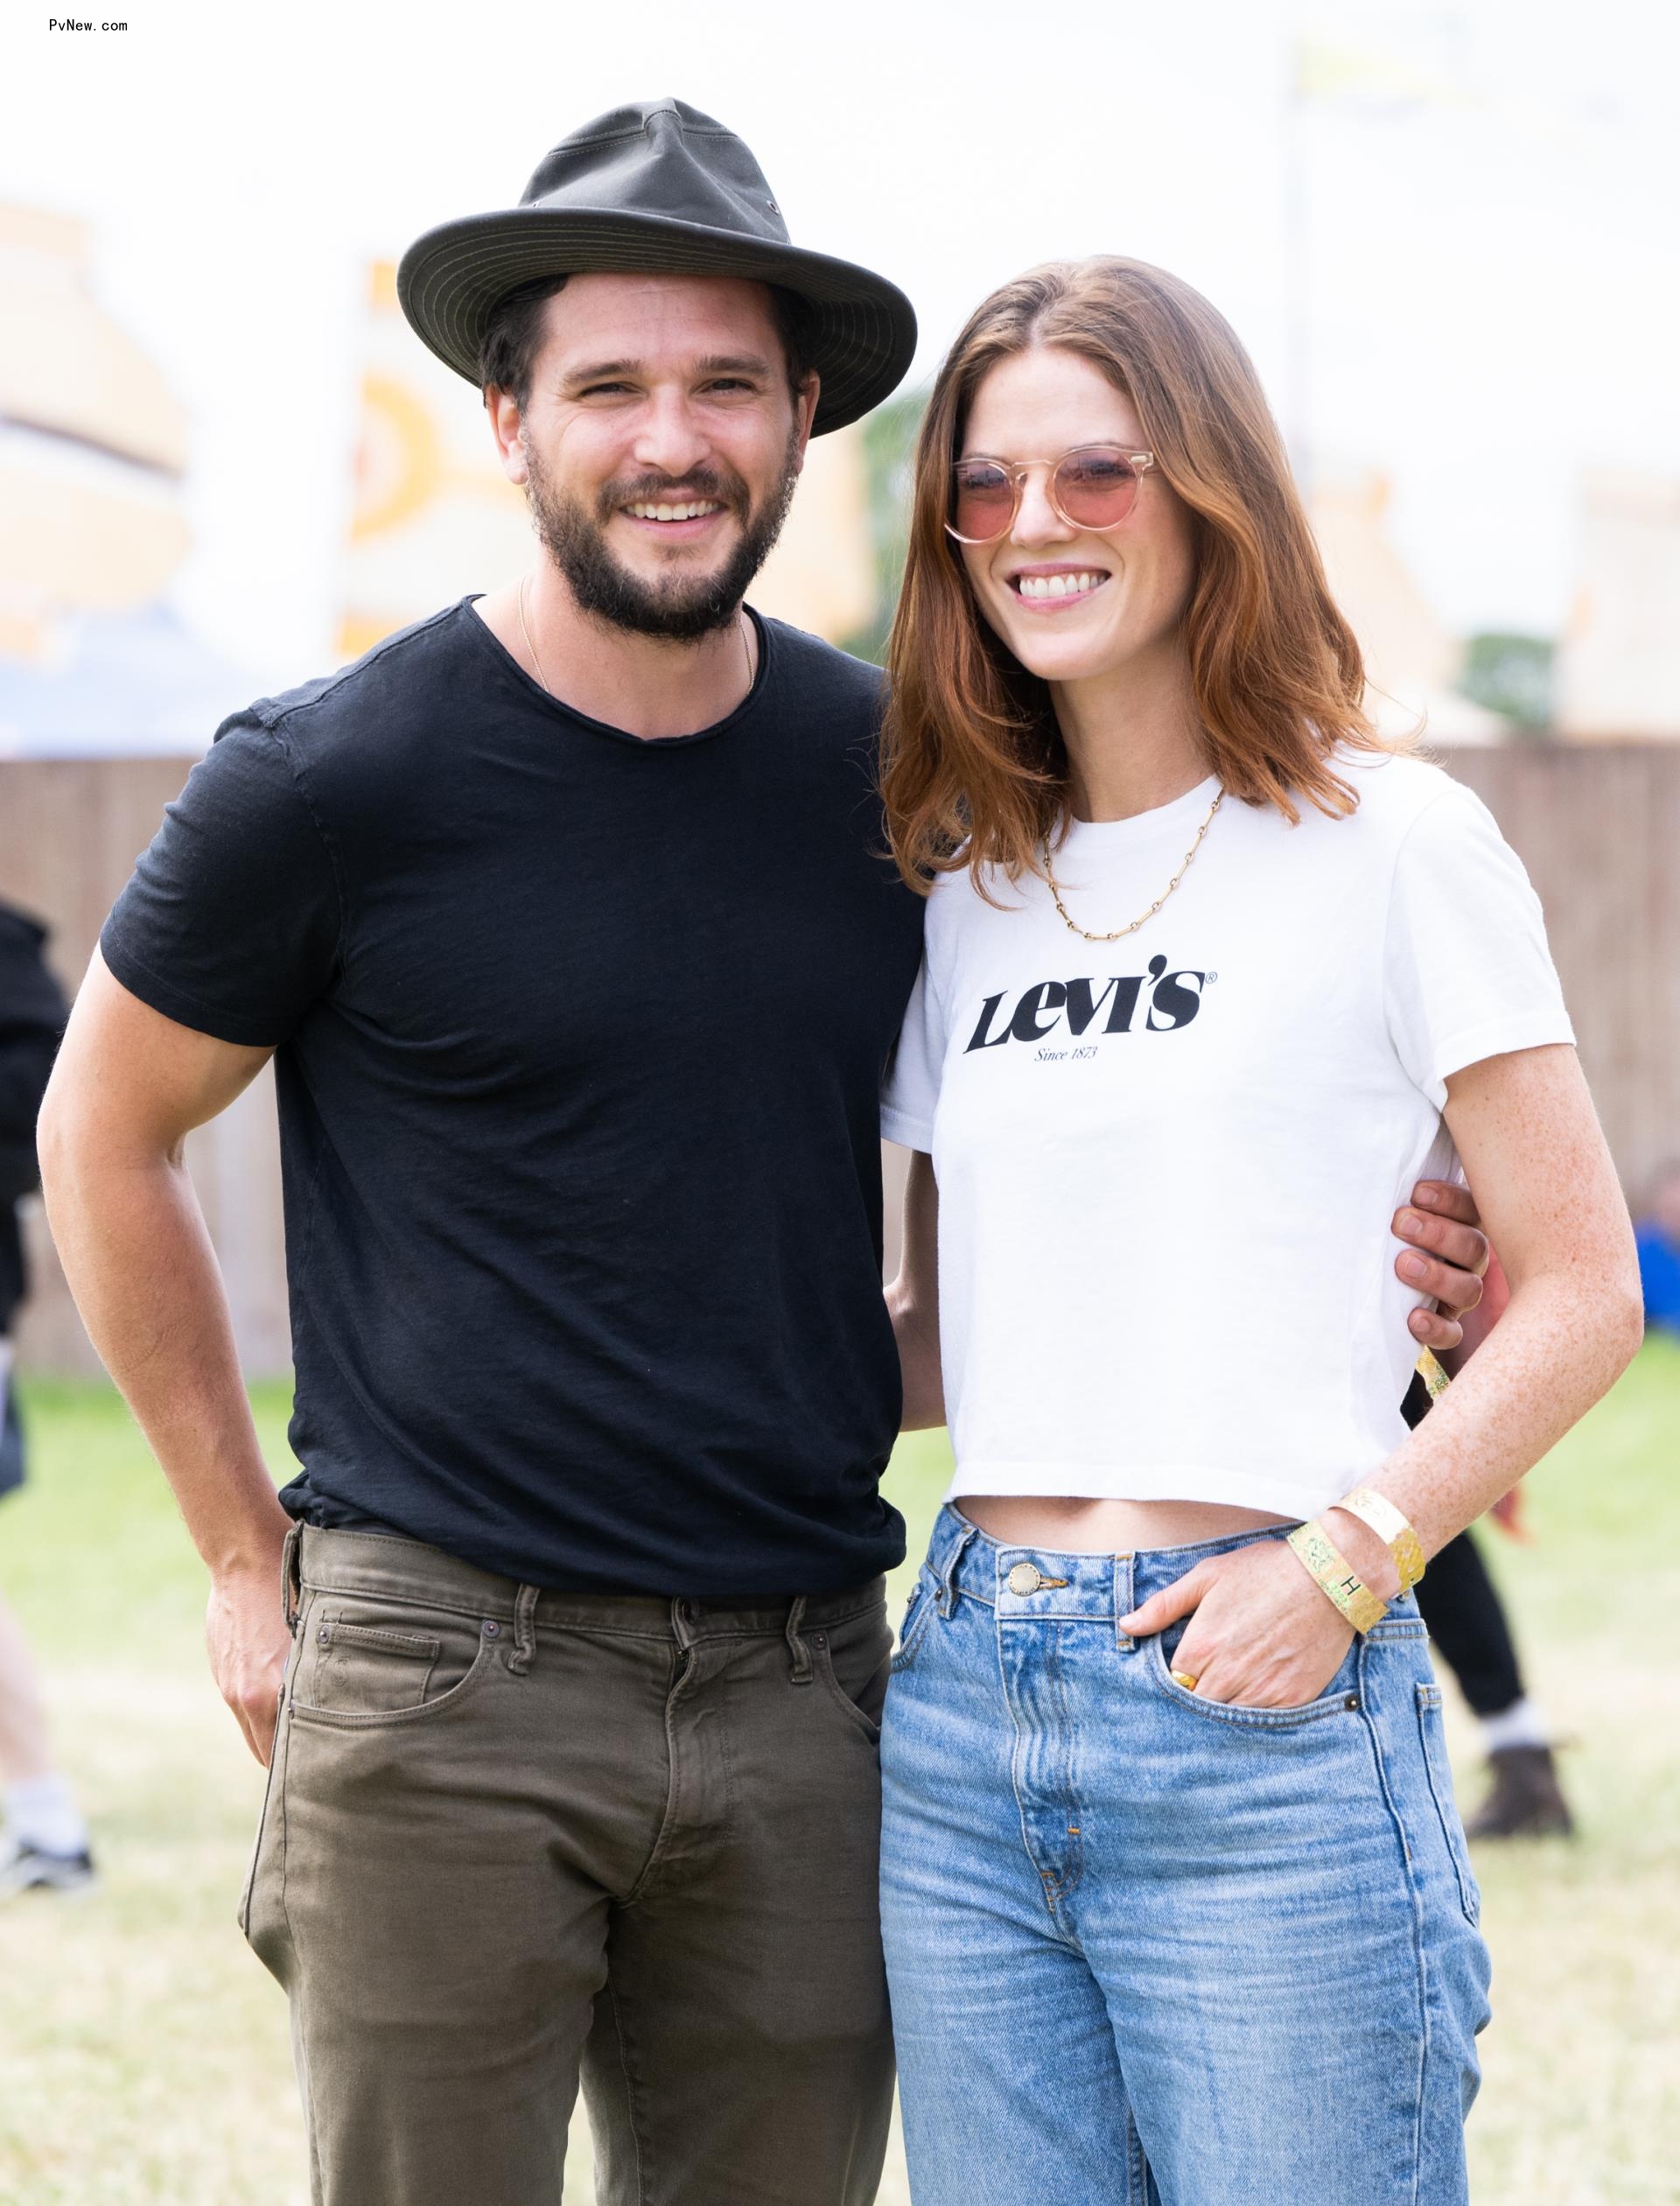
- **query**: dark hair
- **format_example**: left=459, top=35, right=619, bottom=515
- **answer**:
left=478, top=277, right=813, bottom=410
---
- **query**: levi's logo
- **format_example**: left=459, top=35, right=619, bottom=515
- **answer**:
left=965, top=954, right=1213, bottom=1052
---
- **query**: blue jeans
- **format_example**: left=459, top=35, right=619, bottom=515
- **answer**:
left=880, top=1507, right=1492, bottom=2206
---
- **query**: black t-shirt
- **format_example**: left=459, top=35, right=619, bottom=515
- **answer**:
left=102, top=600, right=926, bottom=1594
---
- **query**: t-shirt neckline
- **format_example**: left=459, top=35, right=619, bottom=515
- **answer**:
left=458, top=593, right=771, bottom=748
left=1060, top=772, right=1222, bottom=852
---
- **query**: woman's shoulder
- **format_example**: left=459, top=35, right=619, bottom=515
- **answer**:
left=1326, top=748, right=1480, bottom=844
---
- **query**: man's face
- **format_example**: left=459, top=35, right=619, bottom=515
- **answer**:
left=496, top=273, right=816, bottom=639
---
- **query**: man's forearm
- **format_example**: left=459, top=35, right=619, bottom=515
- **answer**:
left=41, top=1140, right=289, bottom=1573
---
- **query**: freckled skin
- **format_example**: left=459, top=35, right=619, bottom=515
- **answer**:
left=891, top=350, right=1645, bottom=1706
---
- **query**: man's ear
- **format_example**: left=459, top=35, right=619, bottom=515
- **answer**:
left=790, top=374, right=821, bottom=468
left=485, top=387, right=529, bottom=485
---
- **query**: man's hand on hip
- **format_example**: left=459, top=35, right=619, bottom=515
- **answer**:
left=1393, top=1179, right=1489, bottom=1353
left=206, top=1535, right=294, bottom=1767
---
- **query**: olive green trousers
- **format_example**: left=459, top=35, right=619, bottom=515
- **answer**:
left=243, top=1526, right=895, bottom=2205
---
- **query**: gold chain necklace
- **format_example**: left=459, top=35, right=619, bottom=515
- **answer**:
left=516, top=574, right=753, bottom=700
left=1043, top=787, right=1223, bottom=943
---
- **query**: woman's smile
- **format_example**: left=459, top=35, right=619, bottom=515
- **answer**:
left=1008, top=563, right=1112, bottom=607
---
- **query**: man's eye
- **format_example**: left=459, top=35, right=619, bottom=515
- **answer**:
left=578, top=382, right=634, bottom=398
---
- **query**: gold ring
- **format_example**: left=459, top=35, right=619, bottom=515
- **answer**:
left=1171, top=1669, right=1200, bottom=1692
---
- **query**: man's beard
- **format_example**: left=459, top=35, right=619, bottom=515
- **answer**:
left=523, top=431, right=802, bottom=641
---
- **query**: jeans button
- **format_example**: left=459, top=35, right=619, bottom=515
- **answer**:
left=1007, top=1562, right=1043, bottom=1597
left=482, top=1619, right=500, bottom=1639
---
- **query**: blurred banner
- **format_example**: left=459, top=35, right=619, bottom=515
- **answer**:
left=0, top=202, right=237, bottom=758
left=1557, top=472, right=1680, bottom=739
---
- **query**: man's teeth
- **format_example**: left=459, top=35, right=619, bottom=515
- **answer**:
left=626, top=501, right=722, bottom=522
left=1017, top=571, right=1107, bottom=599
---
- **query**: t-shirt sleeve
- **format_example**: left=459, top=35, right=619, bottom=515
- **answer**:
left=880, top=951, right=947, bottom=1152
left=100, top=713, right=343, bottom=1047
left=1384, top=781, right=1574, bottom=1110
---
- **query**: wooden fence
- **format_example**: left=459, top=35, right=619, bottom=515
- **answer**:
left=0, top=758, right=288, bottom=1376
left=4, top=746, right=1678, bottom=1373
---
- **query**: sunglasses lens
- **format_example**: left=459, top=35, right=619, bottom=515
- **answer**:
left=1055, top=451, right=1140, bottom=529
left=951, top=463, right=1015, bottom=541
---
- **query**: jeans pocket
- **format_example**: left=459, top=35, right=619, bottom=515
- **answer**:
left=291, top=1595, right=497, bottom=1726
left=1150, top=1623, right=1362, bottom=1728
left=1416, top=1681, right=1481, bottom=1924
left=814, top=1609, right=892, bottom=1743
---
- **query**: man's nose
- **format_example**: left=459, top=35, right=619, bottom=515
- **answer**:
left=631, top=390, right=713, bottom=481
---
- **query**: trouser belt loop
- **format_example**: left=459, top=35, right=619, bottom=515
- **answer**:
left=785, top=1594, right=813, bottom=1684
left=937, top=1525, right=977, bottom=1617
left=281, top=1522, right=303, bottom=1635
left=1115, top=1553, right=1137, bottom=1650
left=508, top=1582, right=540, bottom=1677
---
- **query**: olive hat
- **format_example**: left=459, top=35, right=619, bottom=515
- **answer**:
left=397, top=98, right=917, bottom=435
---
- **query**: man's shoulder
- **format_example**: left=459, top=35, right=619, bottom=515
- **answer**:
left=757, top=616, right=886, bottom=723
left=225, top=600, right=477, bottom=762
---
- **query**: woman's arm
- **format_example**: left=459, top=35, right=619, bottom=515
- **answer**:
left=1329, top=1043, right=1641, bottom=1571
left=1123, top=1044, right=1642, bottom=1705
left=886, top=1150, right=944, bottom=1430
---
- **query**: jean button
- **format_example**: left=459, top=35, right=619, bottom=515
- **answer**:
left=482, top=1620, right=500, bottom=1639
left=1007, top=1562, right=1043, bottom=1597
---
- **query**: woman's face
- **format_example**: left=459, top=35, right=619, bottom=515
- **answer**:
left=956, top=345, right=1198, bottom=689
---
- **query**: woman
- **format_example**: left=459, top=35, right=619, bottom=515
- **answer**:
left=876, top=259, right=1641, bottom=2205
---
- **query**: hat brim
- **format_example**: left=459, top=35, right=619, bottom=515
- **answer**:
left=397, top=208, right=918, bottom=436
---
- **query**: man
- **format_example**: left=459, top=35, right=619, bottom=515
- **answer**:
left=0, top=901, right=95, bottom=1897
left=38, top=101, right=1488, bottom=2206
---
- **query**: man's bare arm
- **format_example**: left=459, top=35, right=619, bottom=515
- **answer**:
left=886, top=1150, right=944, bottom=1431
left=38, top=949, right=292, bottom=1764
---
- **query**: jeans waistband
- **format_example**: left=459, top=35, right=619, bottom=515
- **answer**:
left=923, top=1502, right=1304, bottom=1625
left=295, top=1524, right=885, bottom=1642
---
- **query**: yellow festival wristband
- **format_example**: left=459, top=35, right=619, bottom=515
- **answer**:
left=1334, top=1486, right=1428, bottom=1596
left=1416, top=1348, right=1451, bottom=1401
left=1285, top=1521, right=1389, bottom=1635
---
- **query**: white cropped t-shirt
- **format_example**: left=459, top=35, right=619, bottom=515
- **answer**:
left=880, top=754, right=1575, bottom=1518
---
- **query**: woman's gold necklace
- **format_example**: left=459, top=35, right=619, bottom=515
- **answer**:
left=1043, top=787, right=1223, bottom=943
left=516, top=573, right=752, bottom=700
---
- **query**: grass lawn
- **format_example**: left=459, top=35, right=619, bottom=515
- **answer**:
left=2, top=1341, right=1677, bottom=2202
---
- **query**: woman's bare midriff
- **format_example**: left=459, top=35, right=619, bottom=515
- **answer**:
left=956, top=1494, right=1293, bottom=1554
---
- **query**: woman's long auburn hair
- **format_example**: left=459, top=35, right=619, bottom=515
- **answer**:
left=879, top=257, right=1393, bottom=894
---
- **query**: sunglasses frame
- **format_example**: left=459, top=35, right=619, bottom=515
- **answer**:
left=945, top=445, right=1158, bottom=545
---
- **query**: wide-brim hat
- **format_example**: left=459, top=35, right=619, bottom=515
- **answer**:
left=398, top=99, right=918, bottom=436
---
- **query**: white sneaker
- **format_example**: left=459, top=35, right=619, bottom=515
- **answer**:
left=0, top=1831, right=98, bottom=1897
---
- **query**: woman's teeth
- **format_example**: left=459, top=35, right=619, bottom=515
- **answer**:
left=1015, top=571, right=1107, bottom=599
left=626, top=501, right=722, bottom=522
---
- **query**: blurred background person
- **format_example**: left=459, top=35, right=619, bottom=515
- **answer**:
left=1408, top=1253, right=1573, bottom=1839
left=1634, top=1159, right=1680, bottom=1334
left=0, top=900, right=95, bottom=1898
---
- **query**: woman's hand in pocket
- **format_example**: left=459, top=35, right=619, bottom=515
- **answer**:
left=1119, top=1541, right=1355, bottom=1709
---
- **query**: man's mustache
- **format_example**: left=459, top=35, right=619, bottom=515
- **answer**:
left=600, top=470, right=746, bottom=516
